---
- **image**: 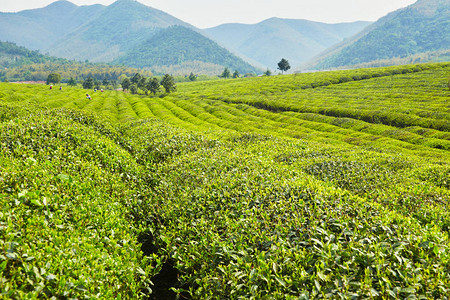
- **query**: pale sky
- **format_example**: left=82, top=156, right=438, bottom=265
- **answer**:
left=0, top=0, right=418, bottom=28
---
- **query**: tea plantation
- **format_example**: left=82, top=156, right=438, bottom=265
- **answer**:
left=1, top=62, right=449, bottom=299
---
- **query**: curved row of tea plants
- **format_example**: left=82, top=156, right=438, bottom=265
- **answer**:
left=0, top=104, right=158, bottom=298
left=120, top=123, right=449, bottom=298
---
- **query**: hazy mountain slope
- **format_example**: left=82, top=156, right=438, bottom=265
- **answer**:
left=48, top=0, right=192, bottom=62
left=0, top=0, right=263, bottom=72
left=0, top=41, right=51, bottom=69
left=308, top=0, right=450, bottom=69
left=204, top=18, right=371, bottom=68
left=0, top=40, right=154, bottom=82
left=114, top=25, right=260, bottom=74
left=0, top=1, right=104, bottom=50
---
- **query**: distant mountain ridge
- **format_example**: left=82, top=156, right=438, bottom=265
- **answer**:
left=205, top=18, right=372, bottom=69
left=0, top=0, right=259, bottom=74
left=2, top=0, right=446, bottom=74
left=0, top=1, right=104, bottom=51
left=304, top=0, right=450, bottom=69
left=47, top=0, right=193, bottom=62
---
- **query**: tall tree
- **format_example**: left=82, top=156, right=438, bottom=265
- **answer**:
left=189, top=72, right=197, bottom=81
left=277, top=58, right=291, bottom=74
left=129, top=84, right=138, bottom=95
left=138, top=77, right=148, bottom=90
left=220, top=67, right=231, bottom=78
left=82, top=76, right=94, bottom=89
left=121, top=78, right=131, bottom=92
left=130, top=73, right=142, bottom=85
left=93, top=78, right=101, bottom=90
left=160, top=74, right=176, bottom=93
left=232, top=70, right=240, bottom=78
left=47, top=73, right=61, bottom=84
left=146, top=78, right=161, bottom=95
left=68, top=77, right=77, bottom=86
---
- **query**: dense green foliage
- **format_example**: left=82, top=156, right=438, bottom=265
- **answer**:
left=46, top=73, right=61, bottom=85
left=160, top=74, right=177, bottom=93
left=0, top=41, right=152, bottom=83
left=0, top=41, right=52, bottom=68
left=114, top=26, right=260, bottom=75
left=1, top=62, right=449, bottom=298
left=278, top=58, right=291, bottom=74
left=0, top=106, right=155, bottom=298
left=315, top=0, right=450, bottom=69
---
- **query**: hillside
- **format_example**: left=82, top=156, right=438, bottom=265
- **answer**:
left=306, top=0, right=450, bottom=69
left=205, top=18, right=371, bottom=69
left=0, top=41, right=152, bottom=82
left=1, top=62, right=449, bottom=298
left=0, top=0, right=104, bottom=51
left=114, top=26, right=260, bottom=75
left=0, top=41, right=51, bottom=68
left=48, top=0, right=192, bottom=62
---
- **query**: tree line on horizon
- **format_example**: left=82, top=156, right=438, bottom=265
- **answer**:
left=119, top=73, right=177, bottom=95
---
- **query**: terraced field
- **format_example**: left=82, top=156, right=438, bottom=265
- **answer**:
left=1, top=62, right=449, bottom=299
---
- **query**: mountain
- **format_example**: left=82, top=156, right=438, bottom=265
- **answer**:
left=48, top=0, right=192, bottom=62
left=114, top=26, right=259, bottom=74
left=305, top=0, right=450, bottom=70
left=204, top=18, right=371, bottom=69
left=0, top=1, right=104, bottom=51
left=0, top=0, right=260, bottom=74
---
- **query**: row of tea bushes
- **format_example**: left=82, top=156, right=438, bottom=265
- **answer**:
left=0, top=105, right=156, bottom=298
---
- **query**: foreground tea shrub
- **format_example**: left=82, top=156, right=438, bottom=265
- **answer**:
left=0, top=107, right=155, bottom=299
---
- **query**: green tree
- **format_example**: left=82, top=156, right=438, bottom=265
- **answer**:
left=160, top=74, right=177, bottom=93
left=129, top=84, right=138, bottom=95
left=82, top=76, right=94, bottom=89
left=189, top=72, right=197, bottom=81
left=220, top=68, right=231, bottom=78
left=232, top=70, right=240, bottom=78
left=121, top=78, right=131, bottom=92
left=118, top=74, right=128, bottom=83
left=47, top=73, right=61, bottom=84
left=94, top=78, right=101, bottom=90
left=138, top=77, right=147, bottom=90
left=68, top=77, right=77, bottom=86
left=110, top=79, right=118, bottom=89
left=277, top=58, right=291, bottom=74
left=264, top=69, right=272, bottom=76
left=130, top=73, right=142, bottom=85
left=146, top=77, right=161, bottom=95
left=102, top=78, right=109, bottom=86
